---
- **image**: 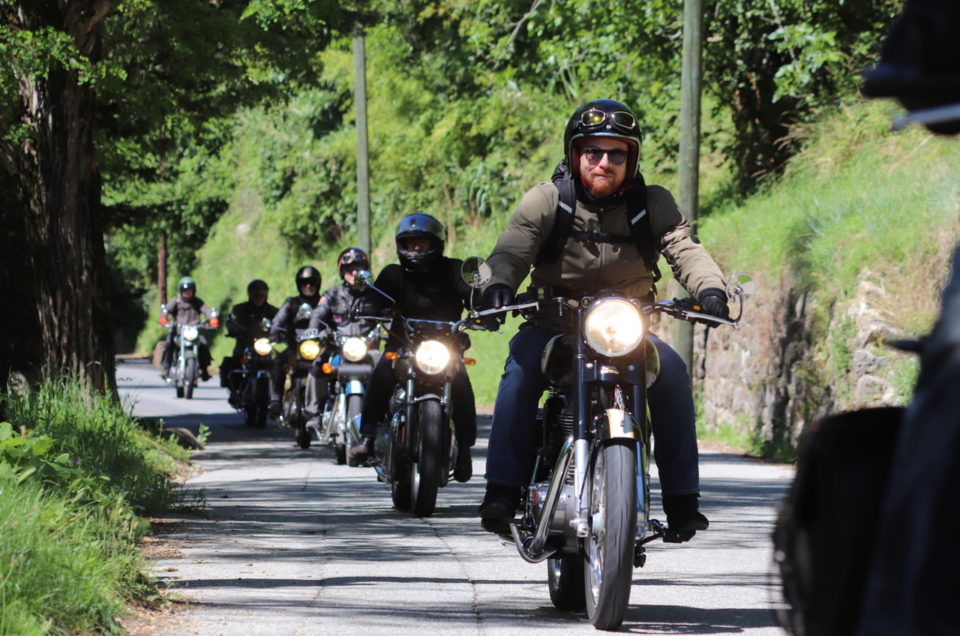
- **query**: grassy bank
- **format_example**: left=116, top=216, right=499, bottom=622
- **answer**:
left=0, top=380, right=189, bottom=634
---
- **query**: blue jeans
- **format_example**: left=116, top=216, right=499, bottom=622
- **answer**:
left=485, top=324, right=700, bottom=496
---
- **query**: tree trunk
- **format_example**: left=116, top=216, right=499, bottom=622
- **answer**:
left=9, top=1, right=116, bottom=393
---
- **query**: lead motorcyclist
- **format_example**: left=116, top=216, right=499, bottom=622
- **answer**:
left=304, top=247, right=385, bottom=427
left=268, top=266, right=323, bottom=417
left=478, top=99, right=730, bottom=536
left=160, top=276, right=216, bottom=382
left=224, top=279, right=279, bottom=405
left=347, top=213, right=476, bottom=483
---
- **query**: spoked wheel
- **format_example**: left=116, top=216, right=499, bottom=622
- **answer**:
left=184, top=358, right=198, bottom=399
left=410, top=399, right=446, bottom=517
left=584, top=441, right=637, bottom=630
left=548, top=554, right=586, bottom=611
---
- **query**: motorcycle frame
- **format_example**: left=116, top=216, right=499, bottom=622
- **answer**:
left=510, top=303, right=654, bottom=562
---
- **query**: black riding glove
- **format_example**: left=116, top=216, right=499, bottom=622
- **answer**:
left=481, top=283, right=514, bottom=326
left=697, top=288, right=730, bottom=320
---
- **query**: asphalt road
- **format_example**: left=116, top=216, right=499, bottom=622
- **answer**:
left=118, top=358, right=793, bottom=635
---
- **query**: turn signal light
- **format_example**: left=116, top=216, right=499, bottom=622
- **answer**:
left=322, top=363, right=334, bottom=375
left=385, top=351, right=399, bottom=361
left=463, top=358, right=477, bottom=366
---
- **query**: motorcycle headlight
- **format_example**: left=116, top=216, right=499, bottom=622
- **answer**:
left=342, top=337, right=368, bottom=362
left=414, top=340, right=450, bottom=375
left=583, top=298, right=644, bottom=357
left=181, top=325, right=199, bottom=341
left=254, top=338, right=273, bottom=356
left=299, top=339, right=321, bottom=361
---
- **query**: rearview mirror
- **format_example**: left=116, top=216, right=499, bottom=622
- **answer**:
left=727, top=273, right=756, bottom=301
left=460, top=257, right=492, bottom=288
left=354, top=270, right=374, bottom=288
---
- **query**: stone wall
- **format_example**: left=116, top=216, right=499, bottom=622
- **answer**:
left=675, top=271, right=914, bottom=449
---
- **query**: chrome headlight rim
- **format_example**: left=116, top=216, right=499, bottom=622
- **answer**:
left=342, top=337, right=368, bottom=362
left=181, top=325, right=199, bottom=341
left=253, top=337, right=273, bottom=356
left=582, top=297, right=645, bottom=357
left=414, top=339, right=451, bottom=375
left=299, top=339, right=321, bottom=361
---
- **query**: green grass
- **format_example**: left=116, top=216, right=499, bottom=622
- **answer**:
left=0, top=378, right=190, bottom=634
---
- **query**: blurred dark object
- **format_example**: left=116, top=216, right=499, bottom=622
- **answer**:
left=861, top=0, right=960, bottom=134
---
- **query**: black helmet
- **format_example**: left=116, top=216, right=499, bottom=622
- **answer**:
left=563, top=99, right=642, bottom=178
left=295, top=265, right=321, bottom=296
left=395, top=213, right=445, bottom=273
left=337, top=247, right=370, bottom=280
left=178, top=276, right=197, bottom=294
left=246, top=279, right=268, bottom=299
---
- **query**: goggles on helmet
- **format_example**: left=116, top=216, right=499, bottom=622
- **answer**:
left=579, top=109, right=638, bottom=132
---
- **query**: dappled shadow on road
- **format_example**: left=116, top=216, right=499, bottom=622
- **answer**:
left=621, top=604, right=778, bottom=633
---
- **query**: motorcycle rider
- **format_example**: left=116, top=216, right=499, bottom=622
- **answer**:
left=268, top=266, right=323, bottom=418
left=160, top=276, right=216, bottom=382
left=304, top=247, right=384, bottom=427
left=348, top=213, right=476, bottom=483
left=223, top=279, right=279, bottom=406
left=478, top=99, right=730, bottom=536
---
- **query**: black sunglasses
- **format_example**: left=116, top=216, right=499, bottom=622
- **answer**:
left=580, top=146, right=629, bottom=166
left=579, top=109, right=637, bottom=130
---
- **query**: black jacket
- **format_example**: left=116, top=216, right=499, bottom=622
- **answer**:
left=229, top=300, right=279, bottom=339
left=308, top=283, right=386, bottom=337
left=269, top=294, right=321, bottom=346
left=366, top=257, right=474, bottom=348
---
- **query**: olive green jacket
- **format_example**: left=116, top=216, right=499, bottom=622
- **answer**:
left=486, top=182, right=725, bottom=311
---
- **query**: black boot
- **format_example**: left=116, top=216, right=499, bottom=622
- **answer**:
left=348, top=436, right=374, bottom=467
left=663, top=493, right=709, bottom=539
left=453, top=444, right=473, bottom=483
left=479, top=482, right=522, bottom=534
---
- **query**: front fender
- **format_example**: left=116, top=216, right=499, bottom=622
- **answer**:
left=595, top=408, right=638, bottom=441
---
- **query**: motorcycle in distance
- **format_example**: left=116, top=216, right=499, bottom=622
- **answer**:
left=225, top=315, right=275, bottom=429
left=159, top=304, right=219, bottom=400
left=466, top=258, right=753, bottom=630
left=316, top=322, right=388, bottom=465
left=276, top=303, right=322, bottom=449
left=353, top=269, right=485, bottom=517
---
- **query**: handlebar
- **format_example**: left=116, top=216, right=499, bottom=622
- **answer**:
left=461, top=295, right=741, bottom=330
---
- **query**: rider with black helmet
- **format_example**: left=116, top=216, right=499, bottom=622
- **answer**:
left=303, top=247, right=386, bottom=427
left=348, top=213, right=477, bottom=482
left=222, top=279, right=279, bottom=405
left=268, top=266, right=323, bottom=415
left=478, top=99, right=730, bottom=536
left=160, top=276, right=216, bottom=381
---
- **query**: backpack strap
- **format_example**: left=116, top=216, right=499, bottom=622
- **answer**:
left=623, top=173, right=661, bottom=282
left=537, top=160, right=661, bottom=282
left=536, top=159, right=577, bottom=265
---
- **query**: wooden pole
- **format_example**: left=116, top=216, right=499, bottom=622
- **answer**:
left=674, top=0, right=703, bottom=380
left=353, top=26, right=371, bottom=254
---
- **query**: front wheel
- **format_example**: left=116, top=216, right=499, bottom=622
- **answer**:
left=184, top=358, right=198, bottom=400
left=253, top=376, right=270, bottom=429
left=341, top=394, right=363, bottom=465
left=410, top=399, right=447, bottom=517
left=584, top=441, right=637, bottom=630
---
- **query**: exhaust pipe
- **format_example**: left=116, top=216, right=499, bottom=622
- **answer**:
left=508, top=438, right=574, bottom=563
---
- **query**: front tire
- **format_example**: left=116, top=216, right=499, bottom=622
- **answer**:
left=184, top=358, right=198, bottom=400
left=341, top=394, right=363, bottom=464
left=584, top=442, right=637, bottom=630
left=253, top=377, right=269, bottom=429
left=411, top=399, right=446, bottom=517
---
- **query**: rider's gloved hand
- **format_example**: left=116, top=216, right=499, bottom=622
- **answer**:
left=697, top=288, right=730, bottom=320
left=481, top=284, right=514, bottom=326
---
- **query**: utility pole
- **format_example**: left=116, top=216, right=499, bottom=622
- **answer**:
left=353, top=26, right=371, bottom=254
left=675, top=0, right=703, bottom=380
